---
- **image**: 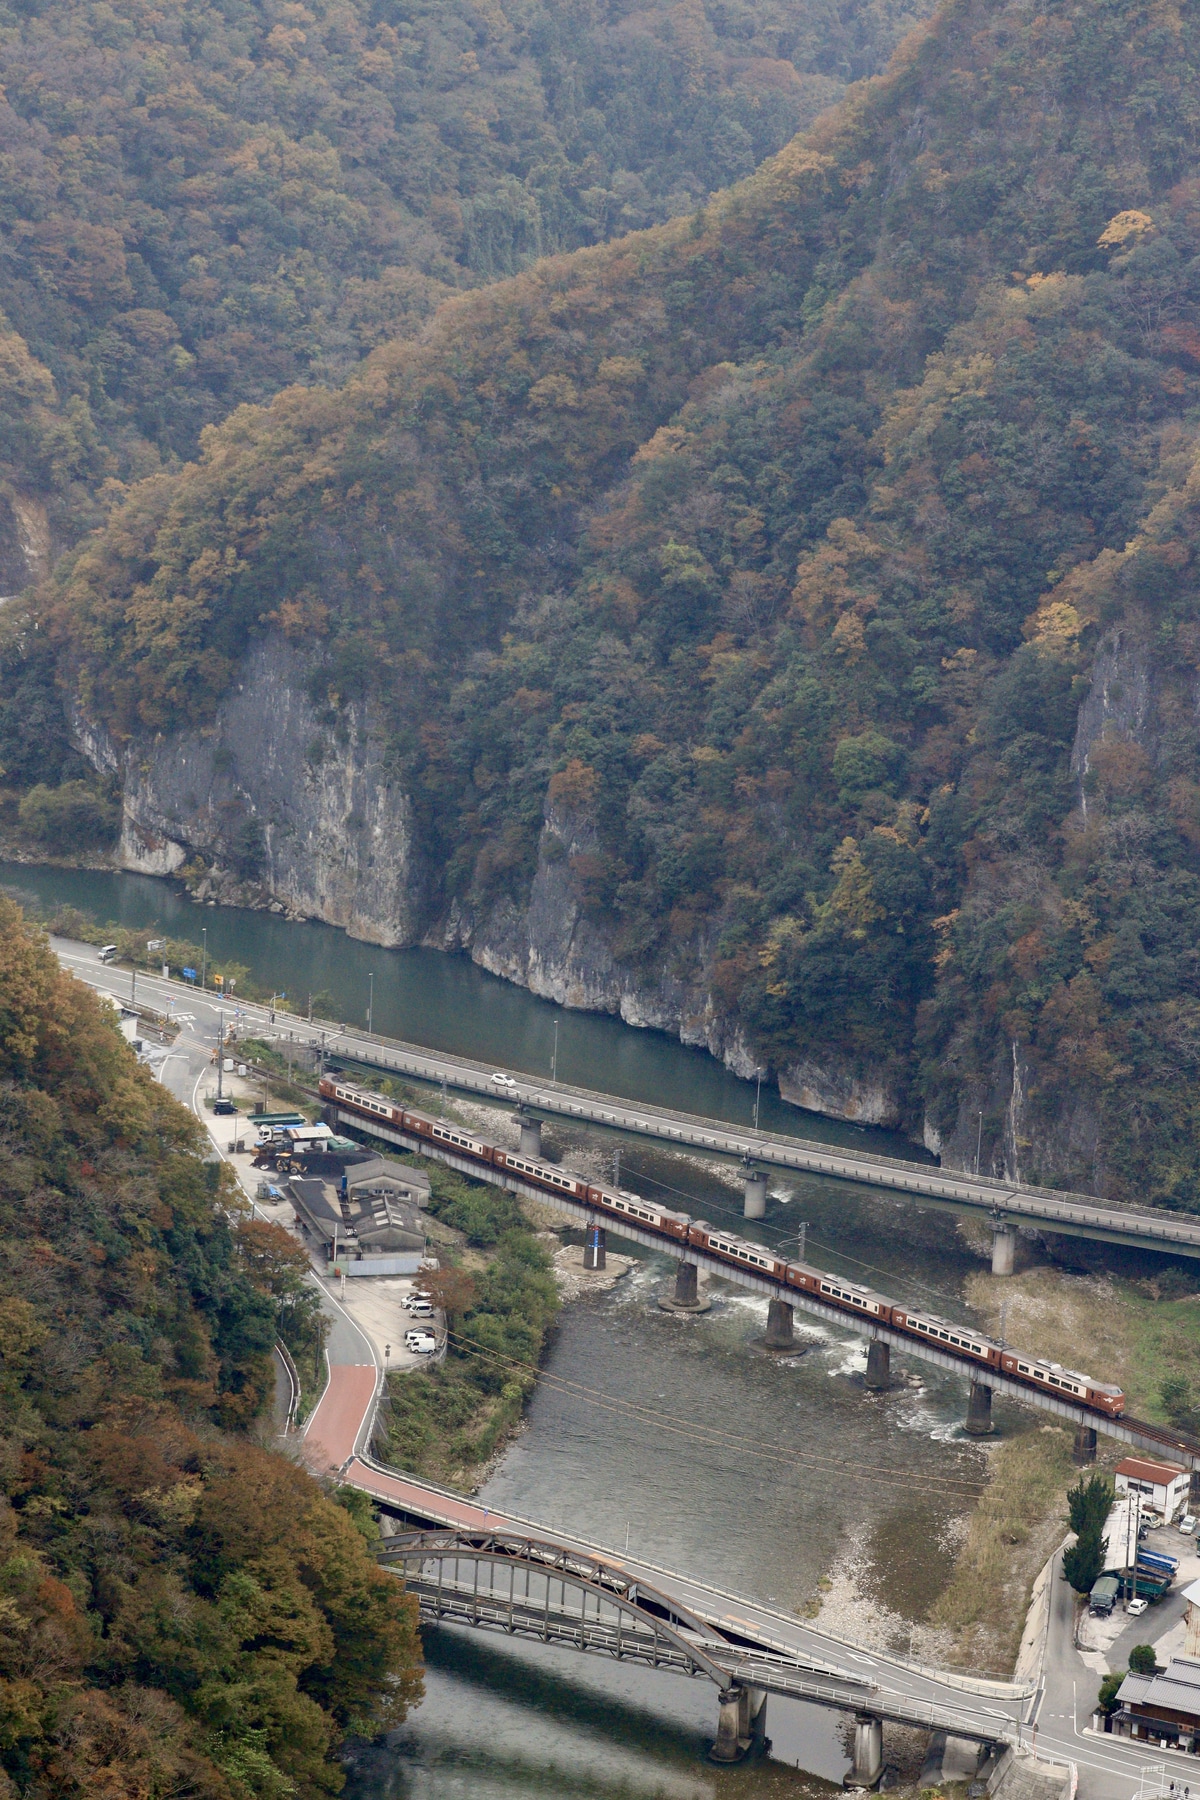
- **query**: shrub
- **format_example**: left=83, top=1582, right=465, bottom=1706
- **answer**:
left=18, top=779, right=119, bottom=850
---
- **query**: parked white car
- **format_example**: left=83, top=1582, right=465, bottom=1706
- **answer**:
left=1181, top=1515, right=1197, bottom=1535
left=1127, top=1597, right=1149, bottom=1617
left=405, top=1332, right=436, bottom=1354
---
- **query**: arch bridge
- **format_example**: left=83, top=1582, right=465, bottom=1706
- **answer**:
left=378, top=1527, right=1018, bottom=1771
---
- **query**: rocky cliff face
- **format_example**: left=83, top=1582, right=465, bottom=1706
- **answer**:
left=75, top=656, right=896, bottom=1129
left=72, top=621, right=1169, bottom=1160
left=73, top=637, right=421, bottom=945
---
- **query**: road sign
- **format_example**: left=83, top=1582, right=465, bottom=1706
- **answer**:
left=182, top=968, right=196, bottom=981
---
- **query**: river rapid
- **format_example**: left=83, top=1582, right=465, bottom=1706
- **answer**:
left=7, top=862, right=1028, bottom=1800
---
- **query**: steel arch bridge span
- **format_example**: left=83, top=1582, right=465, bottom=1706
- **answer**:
left=376, top=1529, right=1015, bottom=1744
left=380, top=1527, right=773, bottom=1686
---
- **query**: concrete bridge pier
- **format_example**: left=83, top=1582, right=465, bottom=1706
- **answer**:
left=764, top=1299, right=795, bottom=1350
left=743, top=1165, right=767, bottom=1220
left=964, top=1379, right=994, bottom=1436
left=990, top=1217, right=1017, bottom=1276
left=1072, top=1422, right=1098, bottom=1466
left=845, top=1713, right=884, bottom=1788
left=583, top=1223, right=607, bottom=1271
left=518, top=1112, right=543, bottom=1156
left=710, top=1687, right=748, bottom=1763
left=865, top=1339, right=891, bottom=1391
left=658, top=1259, right=712, bottom=1314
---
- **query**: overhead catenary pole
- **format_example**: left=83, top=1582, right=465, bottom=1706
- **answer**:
left=368, top=970, right=374, bottom=1036
left=216, top=1013, right=224, bottom=1100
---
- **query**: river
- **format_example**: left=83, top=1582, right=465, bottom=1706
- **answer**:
left=9, top=861, right=1026, bottom=1800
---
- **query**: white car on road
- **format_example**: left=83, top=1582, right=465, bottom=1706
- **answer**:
left=490, top=1071, right=518, bottom=1090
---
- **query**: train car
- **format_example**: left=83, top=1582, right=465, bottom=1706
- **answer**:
left=494, top=1147, right=586, bottom=1198
left=996, top=1352, right=1125, bottom=1416
left=687, top=1221, right=789, bottom=1278
left=590, top=1187, right=691, bottom=1241
left=813, top=1275, right=895, bottom=1321
left=889, top=1305, right=999, bottom=1368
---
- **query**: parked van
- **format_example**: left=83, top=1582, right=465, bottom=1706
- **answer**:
left=98, top=945, right=118, bottom=963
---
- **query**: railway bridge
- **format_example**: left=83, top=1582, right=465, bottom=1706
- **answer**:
left=324, top=1099, right=1200, bottom=1473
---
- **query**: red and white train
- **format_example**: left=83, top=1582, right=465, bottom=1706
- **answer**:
left=319, top=1076, right=1127, bottom=1419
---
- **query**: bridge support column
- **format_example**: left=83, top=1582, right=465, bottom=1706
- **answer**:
left=748, top=1688, right=768, bottom=1754
left=865, top=1339, right=891, bottom=1392
left=658, top=1258, right=711, bottom=1314
left=990, top=1220, right=1017, bottom=1276
left=583, top=1223, right=607, bottom=1271
left=710, top=1688, right=747, bottom=1763
left=743, top=1167, right=767, bottom=1220
left=518, top=1112, right=542, bottom=1157
left=965, top=1379, right=994, bottom=1437
left=764, top=1299, right=795, bottom=1350
left=1072, top=1423, right=1097, bottom=1467
left=845, top=1714, right=884, bottom=1788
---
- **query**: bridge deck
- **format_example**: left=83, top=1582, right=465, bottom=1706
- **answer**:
left=347, top=1455, right=1032, bottom=1745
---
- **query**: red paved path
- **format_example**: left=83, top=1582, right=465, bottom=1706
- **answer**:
left=345, top=1457, right=510, bottom=1530
left=303, top=1365, right=378, bottom=1469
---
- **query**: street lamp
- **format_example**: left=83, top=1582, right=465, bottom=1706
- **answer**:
left=216, top=1013, right=225, bottom=1099
left=201, top=928, right=207, bottom=991
left=367, top=970, right=374, bottom=1036
left=551, top=1017, right=559, bottom=1085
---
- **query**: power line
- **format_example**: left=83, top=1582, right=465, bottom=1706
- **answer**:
left=613, top=1161, right=980, bottom=1317
left=443, top=1329, right=989, bottom=1500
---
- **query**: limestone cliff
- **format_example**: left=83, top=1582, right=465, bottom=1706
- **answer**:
left=73, top=638, right=421, bottom=945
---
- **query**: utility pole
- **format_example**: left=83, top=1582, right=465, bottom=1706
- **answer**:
left=308, top=992, right=313, bottom=1022
left=975, top=1109, right=983, bottom=1177
left=552, top=1017, right=559, bottom=1085
left=201, top=928, right=207, bottom=991
left=131, top=963, right=137, bottom=1010
left=797, top=1219, right=810, bottom=1261
left=368, top=970, right=374, bottom=1035
left=440, top=1074, right=447, bottom=1116
left=613, top=1147, right=620, bottom=1191
left=754, top=1073, right=762, bottom=1133
left=216, top=1014, right=225, bottom=1100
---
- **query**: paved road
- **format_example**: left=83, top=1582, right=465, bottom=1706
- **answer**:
left=1030, top=1554, right=1200, bottom=1799
left=53, top=939, right=385, bottom=1469
left=50, top=936, right=1200, bottom=1262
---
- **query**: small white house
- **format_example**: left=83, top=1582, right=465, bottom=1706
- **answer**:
left=1115, top=1456, right=1191, bottom=1524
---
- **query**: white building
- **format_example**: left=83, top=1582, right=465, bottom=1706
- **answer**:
left=1115, top=1456, right=1191, bottom=1524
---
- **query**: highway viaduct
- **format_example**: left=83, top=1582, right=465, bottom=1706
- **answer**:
left=52, top=936, right=1200, bottom=1267
left=306, top=1013, right=1200, bottom=1270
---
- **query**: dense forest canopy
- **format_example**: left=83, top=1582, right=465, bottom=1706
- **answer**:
left=0, top=0, right=927, bottom=579
left=44, top=0, right=1200, bottom=1208
left=0, top=896, right=422, bottom=1797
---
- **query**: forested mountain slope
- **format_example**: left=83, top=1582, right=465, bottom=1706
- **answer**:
left=0, top=0, right=926, bottom=589
left=46, top=0, right=1200, bottom=1205
left=0, top=896, right=422, bottom=1796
